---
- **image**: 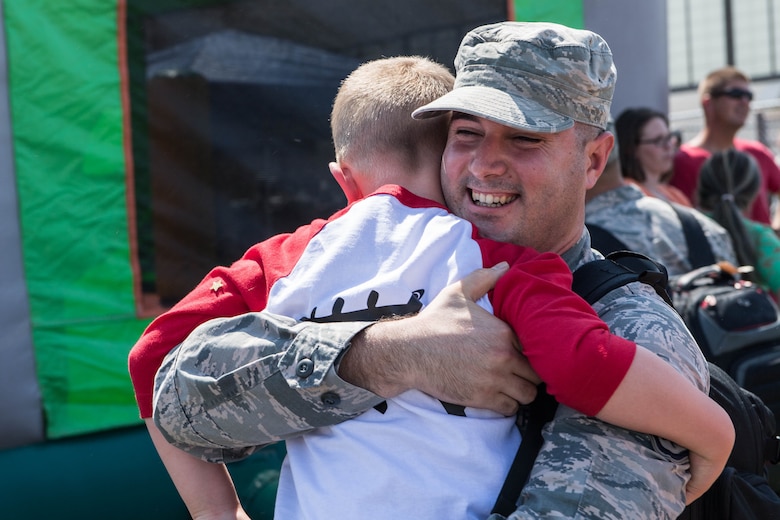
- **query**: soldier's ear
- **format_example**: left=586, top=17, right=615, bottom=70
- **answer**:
left=584, top=130, right=614, bottom=189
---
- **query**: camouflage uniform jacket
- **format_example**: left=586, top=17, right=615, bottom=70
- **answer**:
left=499, top=230, right=708, bottom=520
left=585, top=183, right=736, bottom=276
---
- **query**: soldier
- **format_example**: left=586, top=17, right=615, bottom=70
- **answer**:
left=133, top=22, right=732, bottom=520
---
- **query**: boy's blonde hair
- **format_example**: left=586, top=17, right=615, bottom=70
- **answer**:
left=331, top=56, right=454, bottom=173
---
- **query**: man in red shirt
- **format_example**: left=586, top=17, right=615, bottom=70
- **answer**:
left=672, top=66, right=780, bottom=227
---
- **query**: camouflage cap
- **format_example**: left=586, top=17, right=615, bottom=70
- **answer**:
left=412, top=21, right=616, bottom=132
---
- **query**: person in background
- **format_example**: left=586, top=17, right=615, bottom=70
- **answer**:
left=697, top=149, right=780, bottom=298
left=586, top=121, right=737, bottom=276
left=615, top=107, right=691, bottom=206
left=672, top=66, right=780, bottom=227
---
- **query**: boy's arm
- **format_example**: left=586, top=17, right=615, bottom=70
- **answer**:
left=595, top=347, right=735, bottom=505
left=146, top=418, right=251, bottom=520
left=129, top=262, right=264, bottom=419
left=486, top=249, right=733, bottom=502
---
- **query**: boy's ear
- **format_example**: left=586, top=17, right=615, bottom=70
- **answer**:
left=329, top=161, right=362, bottom=204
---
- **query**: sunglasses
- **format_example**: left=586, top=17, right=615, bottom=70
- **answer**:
left=710, top=88, right=754, bottom=101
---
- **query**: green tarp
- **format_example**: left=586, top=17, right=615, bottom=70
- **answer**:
left=513, top=0, right=584, bottom=28
left=5, top=0, right=147, bottom=438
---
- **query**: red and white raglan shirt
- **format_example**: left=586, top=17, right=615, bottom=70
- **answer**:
left=129, top=185, right=636, bottom=520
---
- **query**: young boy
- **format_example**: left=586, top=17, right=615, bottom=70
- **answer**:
left=131, top=56, right=733, bottom=519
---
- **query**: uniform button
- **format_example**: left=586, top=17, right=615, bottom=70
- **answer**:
left=296, top=358, right=314, bottom=378
left=321, top=392, right=341, bottom=407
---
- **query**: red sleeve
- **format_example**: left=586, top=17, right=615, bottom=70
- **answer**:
left=128, top=220, right=329, bottom=418
left=734, top=140, right=780, bottom=224
left=738, top=139, right=780, bottom=191
left=482, top=242, right=636, bottom=416
left=760, top=149, right=780, bottom=193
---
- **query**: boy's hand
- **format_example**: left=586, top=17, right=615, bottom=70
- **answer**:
left=684, top=451, right=725, bottom=505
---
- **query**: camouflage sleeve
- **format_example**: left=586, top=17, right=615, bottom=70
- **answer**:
left=152, top=311, right=382, bottom=463
left=508, top=282, right=704, bottom=520
left=594, top=281, right=708, bottom=391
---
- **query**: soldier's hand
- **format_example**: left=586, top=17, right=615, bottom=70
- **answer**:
left=340, top=262, right=540, bottom=416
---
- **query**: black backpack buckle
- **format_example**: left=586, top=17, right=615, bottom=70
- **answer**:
left=768, top=435, right=780, bottom=465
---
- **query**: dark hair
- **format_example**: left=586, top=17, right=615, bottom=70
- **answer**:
left=697, top=149, right=760, bottom=267
left=615, top=107, right=669, bottom=182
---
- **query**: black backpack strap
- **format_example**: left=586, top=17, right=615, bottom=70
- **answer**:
left=670, top=203, right=716, bottom=269
left=491, top=387, right=558, bottom=516
left=490, top=251, right=672, bottom=516
left=573, top=251, right=673, bottom=307
left=586, top=222, right=631, bottom=256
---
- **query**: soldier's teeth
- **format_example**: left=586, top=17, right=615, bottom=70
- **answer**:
left=471, top=192, right=516, bottom=206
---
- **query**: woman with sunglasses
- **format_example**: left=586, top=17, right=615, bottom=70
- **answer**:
left=671, top=66, right=780, bottom=228
left=615, top=107, right=691, bottom=206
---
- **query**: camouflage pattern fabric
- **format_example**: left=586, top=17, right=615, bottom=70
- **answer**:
left=585, top=183, right=737, bottom=276
left=491, top=231, right=706, bottom=519
left=153, top=315, right=378, bottom=463
left=413, top=21, right=616, bottom=132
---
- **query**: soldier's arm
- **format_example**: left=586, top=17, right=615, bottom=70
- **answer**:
left=153, top=314, right=381, bottom=452
left=148, top=314, right=381, bottom=518
left=152, top=265, right=540, bottom=455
